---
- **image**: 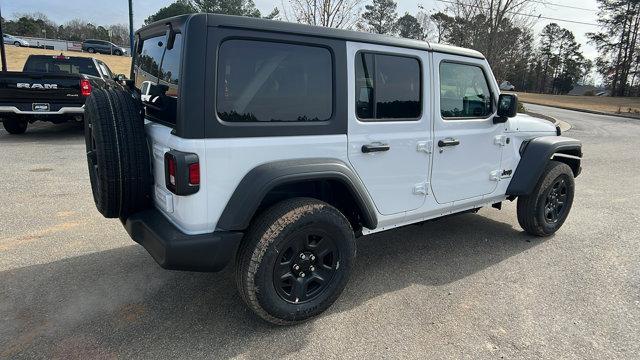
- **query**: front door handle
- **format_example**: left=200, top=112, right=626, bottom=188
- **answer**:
left=438, top=138, right=460, bottom=147
left=361, top=143, right=390, bottom=153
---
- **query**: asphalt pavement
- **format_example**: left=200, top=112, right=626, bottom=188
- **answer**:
left=0, top=106, right=639, bottom=359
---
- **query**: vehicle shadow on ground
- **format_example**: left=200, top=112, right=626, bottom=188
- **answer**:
left=0, top=122, right=84, bottom=143
left=0, top=213, right=544, bottom=359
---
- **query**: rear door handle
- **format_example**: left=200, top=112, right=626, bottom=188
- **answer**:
left=438, top=138, right=460, bottom=147
left=361, top=143, right=390, bottom=153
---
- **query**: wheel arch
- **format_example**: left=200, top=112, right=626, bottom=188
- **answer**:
left=216, top=159, right=378, bottom=232
left=507, top=136, right=582, bottom=196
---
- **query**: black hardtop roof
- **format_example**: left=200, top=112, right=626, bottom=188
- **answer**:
left=136, top=13, right=485, bottom=59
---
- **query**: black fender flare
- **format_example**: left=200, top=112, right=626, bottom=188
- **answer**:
left=506, top=136, right=582, bottom=196
left=216, top=158, right=378, bottom=231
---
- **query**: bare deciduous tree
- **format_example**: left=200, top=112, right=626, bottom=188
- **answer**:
left=284, top=0, right=364, bottom=29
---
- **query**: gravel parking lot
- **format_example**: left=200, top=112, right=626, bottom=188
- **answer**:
left=1, top=106, right=639, bottom=359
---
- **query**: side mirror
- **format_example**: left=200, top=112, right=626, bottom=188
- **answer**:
left=494, top=93, right=518, bottom=123
left=498, top=93, right=518, bottom=117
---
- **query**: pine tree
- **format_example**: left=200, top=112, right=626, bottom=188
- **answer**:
left=396, top=13, right=423, bottom=40
left=588, top=0, right=640, bottom=96
left=361, top=0, right=398, bottom=35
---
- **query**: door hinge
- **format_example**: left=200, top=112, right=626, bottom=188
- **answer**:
left=416, top=140, right=433, bottom=154
left=494, top=135, right=509, bottom=146
left=490, top=170, right=501, bottom=181
left=413, top=182, right=429, bottom=195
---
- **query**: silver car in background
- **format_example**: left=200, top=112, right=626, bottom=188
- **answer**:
left=3, top=34, right=30, bottom=47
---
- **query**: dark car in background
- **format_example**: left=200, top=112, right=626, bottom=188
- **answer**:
left=0, top=54, right=124, bottom=134
left=81, top=39, right=127, bottom=56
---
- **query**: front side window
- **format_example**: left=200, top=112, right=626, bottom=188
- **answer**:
left=217, top=39, right=333, bottom=123
left=439, top=62, right=492, bottom=118
left=134, top=33, right=183, bottom=125
left=355, top=52, right=421, bottom=120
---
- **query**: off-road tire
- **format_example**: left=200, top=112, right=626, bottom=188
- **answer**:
left=517, top=161, right=575, bottom=236
left=84, top=88, right=151, bottom=219
left=2, top=118, right=28, bottom=134
left=236, top=198, right=356, bottom=325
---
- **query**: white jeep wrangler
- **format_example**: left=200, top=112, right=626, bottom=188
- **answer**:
left=84, top=14, right=582, bottom=325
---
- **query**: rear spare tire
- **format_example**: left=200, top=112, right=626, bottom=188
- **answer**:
left=84, top=88, right=151, bottom=219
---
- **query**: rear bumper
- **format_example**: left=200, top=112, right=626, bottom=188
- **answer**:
left=0, top=105, right=84, bottom=115
left=124, top=208, right=243, bottom=272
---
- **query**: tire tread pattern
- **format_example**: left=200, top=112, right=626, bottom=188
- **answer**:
left=517, top=161, right=574, bottom=236
left=235, top=198, right=355, bottom=325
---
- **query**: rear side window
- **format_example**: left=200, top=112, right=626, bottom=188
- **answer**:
left=23, top=57, right=100, bottom=77
left=216, top=39, right=333, bottom=123
left=134, top=33, right=183, bottom=125
left=355, top=52, right=421, bottom=120
left=439, top=62, right=492, bottom=119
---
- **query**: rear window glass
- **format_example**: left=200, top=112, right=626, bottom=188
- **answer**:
left=355, top=52, right=421, bottom=120
left=134, top=33, right=183, bottom=125
left=216, top=39, right=333, bottom=123
left=23, top=57, right=99, bottom=77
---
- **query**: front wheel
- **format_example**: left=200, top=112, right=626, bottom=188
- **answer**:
left=2, top=118, right=28, bottom=134
left=87, top=47, right=95, bottom=53
left=14, top=41, right=21, bottom=47
left=236, top=198, right=356, bottom=325
left=517, top=161, right=575, bottom=236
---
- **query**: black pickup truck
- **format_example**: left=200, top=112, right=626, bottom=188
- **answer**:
left=0, top=55, right=123, bottom=134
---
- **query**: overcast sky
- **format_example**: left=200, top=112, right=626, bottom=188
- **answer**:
left=4, top=0, right=600, bottom=58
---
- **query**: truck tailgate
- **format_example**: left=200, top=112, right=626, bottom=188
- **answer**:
left=0, top=71, right=84, bottom=103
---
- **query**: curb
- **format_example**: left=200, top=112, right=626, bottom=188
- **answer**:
left=525, top=110, right=572, bottom=133
left=522, top=101, right=640, bottom=120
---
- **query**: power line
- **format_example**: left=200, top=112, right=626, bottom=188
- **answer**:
left=530, top=0, right=597, bottom=12
left=434, top=0, right=600, bottom=26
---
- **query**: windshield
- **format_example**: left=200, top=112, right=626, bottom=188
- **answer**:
left=24, top=57, right=100, bottom=77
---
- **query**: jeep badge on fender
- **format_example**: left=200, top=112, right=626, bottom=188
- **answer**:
left=83, top=14, right=582, bottom=325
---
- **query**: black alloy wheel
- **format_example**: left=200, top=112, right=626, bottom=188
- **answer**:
left=273, top=227, right=339, bottom=304
left=236, top=198, right=356, bottom=325
left=517, top=161, right=575, bottom=236
left=543, top=177, right=569, bottom=224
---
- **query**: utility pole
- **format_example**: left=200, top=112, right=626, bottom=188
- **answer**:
left=128, top=0, right=134, bottom=55
left=0, top=5, right=6, bottom=71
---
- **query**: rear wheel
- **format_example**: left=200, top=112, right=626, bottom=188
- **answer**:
left=87, top=47, right=95, bottom=53
left=2, top=118, right=28, bottom=134
left=517, top=161, right=575, bottom=236
left=236, top=198, right=356, bottom=325
left=14, top=41, right=21, bottom=47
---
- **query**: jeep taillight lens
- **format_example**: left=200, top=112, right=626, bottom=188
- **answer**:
left=164, top=150, right=199, bottom=195
left=80, top=79, right=92, bottom=96
left=188, top=163, right=200, bottom=185
left=166, top=154, right=177, bottom=187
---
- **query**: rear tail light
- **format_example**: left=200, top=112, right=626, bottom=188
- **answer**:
left=188, top=163, right=200, bottom=185
left=80, top=79, right=92, bottom=96
left=167, top=155, right=177, bottom=187
left=164, top=150, right=200, bottom=195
